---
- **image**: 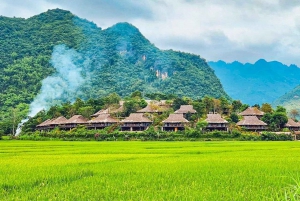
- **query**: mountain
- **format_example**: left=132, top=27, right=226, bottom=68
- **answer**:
left=273, top=85, right=300, bottom=116
left=208, top=60, right=300, bottom=105
left=0, top=9, right=228, bottom=122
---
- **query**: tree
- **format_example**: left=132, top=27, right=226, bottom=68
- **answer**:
left=272, top=112, right=288, bottom=130
left=275, top=106, right=286, bottom=114
left=289, top=109, right=299, bottom=120
left=232, top=100, right=243, bottom=112
left=196, top=120, right=208, bottom=133
left=252, top=104, right=260, bottom=109
left=202, top=96, right=213, bottom=114
left=79, top=106, right=95, bottom=118
left=261, top=103, right=273, bottom=113
left=229, top=113, right=239, bottom=123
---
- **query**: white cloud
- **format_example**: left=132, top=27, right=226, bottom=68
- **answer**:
left=1, top=0, right=300, bottom=65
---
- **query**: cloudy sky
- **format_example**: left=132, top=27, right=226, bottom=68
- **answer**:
left=1, top=0, right=300, bottom=65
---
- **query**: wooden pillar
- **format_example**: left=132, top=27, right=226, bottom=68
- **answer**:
left=175, top=127, right=178, bottom=132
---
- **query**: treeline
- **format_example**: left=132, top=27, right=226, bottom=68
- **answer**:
left=5, top=90, right=291, bottom=135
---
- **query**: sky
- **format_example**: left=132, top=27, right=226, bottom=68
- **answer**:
left=1, top=0, right=300, bottom=66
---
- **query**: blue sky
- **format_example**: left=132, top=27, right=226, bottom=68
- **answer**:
left=1, top=0, right=300, bottom=66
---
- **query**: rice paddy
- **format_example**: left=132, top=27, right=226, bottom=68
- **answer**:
left=0, top=141, right=300, bottom=200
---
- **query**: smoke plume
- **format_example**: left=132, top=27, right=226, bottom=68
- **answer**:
left=16, top=44, right=85, bottom=135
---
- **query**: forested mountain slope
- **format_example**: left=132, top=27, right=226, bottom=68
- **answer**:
left=209, top=60, right=300, bottom=105
left=273, top=85, right=300, bottom=116
left=0, top=9, right=228, bottom=132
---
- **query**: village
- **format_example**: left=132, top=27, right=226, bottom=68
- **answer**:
left=35, top=100, right=300, bottom=140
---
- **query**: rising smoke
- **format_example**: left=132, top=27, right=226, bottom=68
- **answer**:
left=16, top=44, right=86, bottom=135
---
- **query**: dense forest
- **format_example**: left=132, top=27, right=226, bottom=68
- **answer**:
left=0, top=9, right=229, bottom=134
left=209, top=60, right=300, bottom=105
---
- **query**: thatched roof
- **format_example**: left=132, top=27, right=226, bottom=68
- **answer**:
left=36, top=119, right=52, bottom=127
left=237, top=116, right=267, bottom=126
left=238, top=107, right=264, bottom=116
left=88, top=114, right=119, bottom=123
left=65, top=115, right=88, bottom=124
left=121, top=113, right=152, bottom=123
left=110, top=105, right=123, bottom=113
left=285, top=118, right=300, bottom=127
left=50, top=116, right=68, bottom=125
left=91, top=109, right=109, bottom=117
left=137, top=101, right=169, bottom=113
left=206, top=113, right=228, bottom=123
left=174, top=105, right=196, bottom=114
left=162, top=114, right=189, bottom=123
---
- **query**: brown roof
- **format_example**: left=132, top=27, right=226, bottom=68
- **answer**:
left=238, top=107, right=264, bottom=116
left=237, top=116, right=267, bottom=126
left=174, top=105, right=196, bottom=114
left=65, top=115, right=88, bottom=124
left=91, top=109, right=109, bottom=117
left=50, top=116, right=68, bottom=125
left=88, top=114, right=119, bottom=123
left=285, top=118, right=300, bottom=128
left=206, top=113, right=228, bottom=123
left=137, top=101, right=169, bottom=113
left=162, top=114, right=189, bottom=123
left=121, top=113, right=152, bottom=123
left=36, top=119, right=52, bottom=127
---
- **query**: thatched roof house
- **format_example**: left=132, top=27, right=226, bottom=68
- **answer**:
left=88, top=114, right=119, bottom=123
left=65, top=115, right=88, bottom=124
left=237, top=116, right=267, bottom=131
left=36, top=119, right=52, bottom=127
left=121, top=113, right=152, bottom=123
left=162, top=114, right=189, bottom=131
left=121, top=113, right=152, bottom=131
left=206, top=113, right=228, bottom=124
left=91, top=109, right=109, bottom=117
left=238, top=107, right=264, bottom=117
left=174, top=105, right=196, bottom=114
left=88, top=114, right=119, bottom=129
left=284, top=119, right=300, bottom=131
left=36, top=119, right=53, bottom=130
left=62, top=115, right=88, bottom=129
left=205, top=113, right=228, bottom=131
left=162, top=114, right=189, bottom=123
left=50, top=116, right=68, bottom=126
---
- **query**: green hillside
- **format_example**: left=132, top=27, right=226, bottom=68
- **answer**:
left=0, top=9, right=229, bottom=133
left=273, top=85, right=300, bottom=117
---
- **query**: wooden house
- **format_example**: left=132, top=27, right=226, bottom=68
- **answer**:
left=36, top=119, right=52, bottom=131
left=88, top=114, right=119, bottom=130
left=205, top=113, right=228, bottom=131
left=238, top=107, right=264, bottom=119
left=47, top=116, right=68, bottom=129
left=162, top=114, right=189, bottom=131
left=174, top=105, right=196, bottom=114
left=284, top=119, right=300, bottom=131
left=62, top=115, right=88, bottom=130
left=236, top=116, right=267, bottom=131
left=121, top=113, right=152, bottom=131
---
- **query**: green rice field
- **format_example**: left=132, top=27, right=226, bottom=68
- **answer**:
left=0, top=141, right=300, bottom=200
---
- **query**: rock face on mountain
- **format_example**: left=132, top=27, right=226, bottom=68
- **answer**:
left=0, top=9, right=229, bottom=119
left=209, top=60, right=300, bottom=105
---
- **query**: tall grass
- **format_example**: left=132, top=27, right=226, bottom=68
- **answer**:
left=0, top=141, right=299, bottom=200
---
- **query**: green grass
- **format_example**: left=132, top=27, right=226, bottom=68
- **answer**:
left=0, top=141, right=299, bottom=200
